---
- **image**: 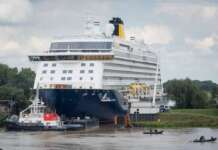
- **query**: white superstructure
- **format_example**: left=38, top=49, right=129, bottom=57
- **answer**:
left=29, top=17, right=163, bottom=116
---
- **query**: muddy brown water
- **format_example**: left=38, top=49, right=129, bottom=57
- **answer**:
left=0, top=128, right=217, bottom=150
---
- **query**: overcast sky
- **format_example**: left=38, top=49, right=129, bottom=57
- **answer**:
left=0, top=0, right=218, bottom=83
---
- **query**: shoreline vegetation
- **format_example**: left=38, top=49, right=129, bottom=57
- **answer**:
left=132, top=109, right=218, bottom=128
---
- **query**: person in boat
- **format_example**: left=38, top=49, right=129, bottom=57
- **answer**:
left=210, top=136, right=216, bottom=141
left=154, top=129, right=158, bottom=133
left=149, top=128, right=153, bottom=133
left=199, top=136, right=205, bottom=141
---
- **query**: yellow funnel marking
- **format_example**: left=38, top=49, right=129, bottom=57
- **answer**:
left=118, top=24, right=125, bottom=39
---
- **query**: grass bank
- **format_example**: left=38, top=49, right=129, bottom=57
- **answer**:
left=132, top=109, right=218, bottom=128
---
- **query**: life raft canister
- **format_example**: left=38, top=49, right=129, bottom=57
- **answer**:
left=43, top=113, right=59, bottom=121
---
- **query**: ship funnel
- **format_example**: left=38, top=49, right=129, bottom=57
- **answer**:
left=109, top=17, right=125, bottom=39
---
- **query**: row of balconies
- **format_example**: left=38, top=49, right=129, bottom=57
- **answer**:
left=103, top=72, right=158, bottom=79
left=104, top=61, right=157, bottom=71
left=113, top=49, right=157, bottom=63
left=103, top=66, right=157, bottom=75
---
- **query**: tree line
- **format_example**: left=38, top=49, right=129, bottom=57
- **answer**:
left=0, top=63, right=35, bottom=112
left=164, top=79, right=218, bottom=108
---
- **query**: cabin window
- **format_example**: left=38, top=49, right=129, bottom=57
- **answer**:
left=63, top=70, right=67, bottom=74
left=52, top=63, right=56, bottom=67
left=42, top=70, right=47, bottom=74
left=50, top=70, right=55, bottom=74
left=43, top=63, right=48, bottom=67
left=90, top=63, right=94, bottom=66
left=81, top=63, right=86, bottom=66
left=68, top=70, right=73, bottom=73
left=90, top=86, right=93, bottom=89
left=90, top=77, right=93, bottom=80
left=61, top=77, right=66, bottom=80
left=80, top=77, right=83, bottom=80
left=67, top=77, right=72, bottom=80
left=80, top=70, right=85, bottom=73
left=88, top=70, right=93, bottom=73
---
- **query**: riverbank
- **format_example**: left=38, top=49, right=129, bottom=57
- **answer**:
left=132, top=109, right=218, bottom=128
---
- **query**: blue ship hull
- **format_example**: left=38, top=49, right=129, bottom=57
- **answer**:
left=39, top=89, right=128, bottom=122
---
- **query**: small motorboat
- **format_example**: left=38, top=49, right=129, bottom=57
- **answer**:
left=143, top=129, right=164, bottom=134
left=193, top=136, right=217, bottom=143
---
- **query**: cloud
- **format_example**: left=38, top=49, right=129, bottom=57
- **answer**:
left=156, top=2, right=218, bottom=19
left=126, top=25, right=173, bottom=45
left=27, top=36, right=51, bottom=53
left=185, top=35, right=218, bottom=49
left=0, top=0, right=32, bottom=23
left=0, top=36, right=51, bottom=56
left=0, top=40, right=21, bottom=51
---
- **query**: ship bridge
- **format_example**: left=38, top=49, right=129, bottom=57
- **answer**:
left=29, top=37, right=114, bottom=61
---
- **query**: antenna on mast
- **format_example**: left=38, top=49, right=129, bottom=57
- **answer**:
left=84, top=12, right=101, bottom=36
left=84, top=12, right=92, bottom=36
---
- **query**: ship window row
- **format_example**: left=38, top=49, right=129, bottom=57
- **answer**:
left=79, top=77, right=94, bottom=80
left=42, top=69, right=98, bottom=76
left=79, top=86, right=92, bottom=89
left=61, top=77, right=72, bottom=80
left=80, top=70, right=94, bottom=74
left=81, top=63, right=95, bottom=67
left=43, top=69, right=96, bottom=74
left=42, top=70, right=74, bottom=74
left=40, top=76, right=95, bottom=81
left=43, top=63, right=56, bottom=67
left=79, top=86, right=93, bottom=89
left=63, top=70, right=73, bottom=74
left=50, top=42, right=112, bottom=50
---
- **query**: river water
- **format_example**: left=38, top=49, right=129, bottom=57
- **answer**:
left=0, top=128, right=217, bottom=150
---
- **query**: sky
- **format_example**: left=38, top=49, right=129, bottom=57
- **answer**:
left=0, top=0, right=218, bottom=83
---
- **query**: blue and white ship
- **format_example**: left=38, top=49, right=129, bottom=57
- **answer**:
left=28, top=18, right=162, bottom=122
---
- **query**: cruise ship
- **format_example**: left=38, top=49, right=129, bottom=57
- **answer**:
left=29, top=17, right=162, bottom=122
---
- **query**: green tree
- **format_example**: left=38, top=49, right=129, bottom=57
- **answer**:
left=0, top=63, right=35, bottom=113
left=212, top=87, right=218, bottom=99
left=16, top=68, right=35, bottom=99
left=164, top=79, right=211, bottom=108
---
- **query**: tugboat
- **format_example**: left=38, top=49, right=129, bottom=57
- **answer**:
left=5, top=89, right=85, bottom=131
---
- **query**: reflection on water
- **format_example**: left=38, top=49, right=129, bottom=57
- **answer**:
left=0, top=128, right=217, bottom=150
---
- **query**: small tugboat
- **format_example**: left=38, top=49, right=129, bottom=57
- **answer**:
left=193, top=136, right=217, bottom=143
left=143, top=129, right=164, bottom=134
left=5, top=89, right=84, bottom=131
